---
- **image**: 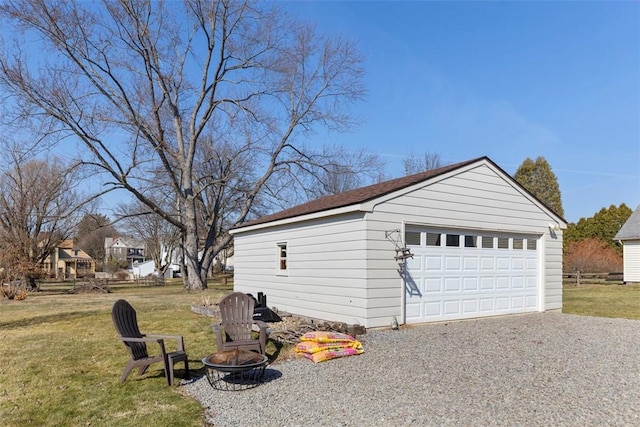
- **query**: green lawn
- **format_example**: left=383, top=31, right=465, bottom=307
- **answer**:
left=2, top=280, right=639, bottom=426
left=563, top=282, right=640, bottom=319
left=0, top=281, right=231, bottom=427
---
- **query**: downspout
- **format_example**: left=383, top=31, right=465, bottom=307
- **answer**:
left=399, top=222, right=406, bottom=326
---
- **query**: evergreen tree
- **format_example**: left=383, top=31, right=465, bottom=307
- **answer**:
left=564, top=203, right=632, bottom=254
left=514, top=157, right=564, bottom=217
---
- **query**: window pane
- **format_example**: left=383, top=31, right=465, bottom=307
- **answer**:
left=464, top=235, right=477, bottom=248
left=513, top=238, right=523, bottom=249
left=446, top=234, right=460, bottom=247
left=405, top=231, right=421, bottom=246
left=527, top=239, right=537, bottom=250
left=497, top=237, right=509, bottom=249
left=426, top=233, right=441, bottom=246
left=482, top=236, right=494, bottom=249
left=278, top=243, right=287, bottom=270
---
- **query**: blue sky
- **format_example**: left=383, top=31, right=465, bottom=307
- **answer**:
left=281, top=1, right=640, bottom=223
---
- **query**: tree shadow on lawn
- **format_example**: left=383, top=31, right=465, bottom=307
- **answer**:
left=0, top=310, right=104, bottom=329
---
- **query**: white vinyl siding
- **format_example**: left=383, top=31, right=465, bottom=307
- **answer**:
left=623, top=240, right=640, bottom=283
left=366, top=165, right=554, bottom=234
left=234, top=212, right=371, bottom=326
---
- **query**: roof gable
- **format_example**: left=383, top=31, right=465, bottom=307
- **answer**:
left=59, top=248, right=93, bottom=260
left=233, top=156, right=566, bottom=232
left=615, top=205, right=640, bottom=240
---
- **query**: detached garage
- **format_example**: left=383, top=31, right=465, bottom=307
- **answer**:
left=231, top=157, right=566, bottom=329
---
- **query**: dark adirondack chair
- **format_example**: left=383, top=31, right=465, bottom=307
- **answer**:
left=212, top=292, right=269, bottom=354
left=111, top=299, right=189, bottom=386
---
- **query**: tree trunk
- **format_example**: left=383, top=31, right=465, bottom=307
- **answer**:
left=181, top=197, right=208, bottom=290
left=182, top=231, right=207, bottom=290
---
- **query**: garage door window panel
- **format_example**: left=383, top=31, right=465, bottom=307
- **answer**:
left=426, top=233, right=441, bottom=246
left=497, top=237, right=509, bottom=249
left=482, top=236, right=494, bottom=249
left=465, top=235, right=478, bottom=248
left=446, top=234, right=460, bottom=247
left=513, top=238, right=524, bottom=249
left=405, top=231, right=421, bottom=246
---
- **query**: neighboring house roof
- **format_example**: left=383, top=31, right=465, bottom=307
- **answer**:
left=58, top=248, right=94, bottom=261
left=59, top=239, right=75, bottom=249
left=615, top=205, right=640, bottom=241
left=234, top=156, right=565, bottom=231
left=106, top=236, right=145, bottom=249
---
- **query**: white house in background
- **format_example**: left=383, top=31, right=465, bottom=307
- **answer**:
left=230, top=157, right=567, bottom=329
left=614, top=205, right=640, bottom=284
left=131, top=260, right=156, bottom=278
left=104, top=237, right=146, bottom=266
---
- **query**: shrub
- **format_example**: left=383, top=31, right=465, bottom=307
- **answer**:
left=1, top=283, right=28, bottom=300
left=564, top=238, right=623, bottom=273
left=14, top=289, right=28, bottom=301
left=114, top=270, right=131, bottom=281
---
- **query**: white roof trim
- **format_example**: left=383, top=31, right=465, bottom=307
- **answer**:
left=229, top=204, right=367, bottom=234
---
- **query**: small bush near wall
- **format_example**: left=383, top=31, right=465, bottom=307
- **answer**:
left=1, top=283, right=28, bottom=300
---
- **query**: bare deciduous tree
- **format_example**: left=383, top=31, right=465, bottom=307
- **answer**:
left=284, top=145, right=387, bottom=203
left=75, top=213, right=118, bottom=269
left=402, top=151, right=446, bottom=175
left=0, top=0, right=366, bottom=290
left=0, top=156, right=80, bottom=288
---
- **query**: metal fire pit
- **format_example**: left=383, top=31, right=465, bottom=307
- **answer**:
left=202, top=350, right=268, bottom=391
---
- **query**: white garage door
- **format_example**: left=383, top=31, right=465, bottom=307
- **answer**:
left=404, top=228, right=540, bottom=324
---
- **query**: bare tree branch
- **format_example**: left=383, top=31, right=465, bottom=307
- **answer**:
left=0, top=0, right=366, bottom=290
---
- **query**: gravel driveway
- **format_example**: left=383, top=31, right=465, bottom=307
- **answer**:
left=181, top=312, right=640, bottom=426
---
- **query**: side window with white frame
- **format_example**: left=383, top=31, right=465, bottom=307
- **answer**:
left=277, top=242, right=287, bottom=274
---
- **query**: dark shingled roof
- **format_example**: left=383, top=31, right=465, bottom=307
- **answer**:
left=615, top=205, right=640, bottom=240
left=236, top=157, right=486, bottom=229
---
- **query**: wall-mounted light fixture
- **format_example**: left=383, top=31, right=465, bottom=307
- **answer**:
left=548, top=223, right=560, bottom=231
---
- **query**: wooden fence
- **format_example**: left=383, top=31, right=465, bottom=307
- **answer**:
left=562, top=272, right=623, bottom=285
